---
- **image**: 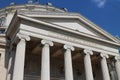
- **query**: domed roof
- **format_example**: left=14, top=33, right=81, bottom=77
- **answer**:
left=0, top=3, right=67, bottom=17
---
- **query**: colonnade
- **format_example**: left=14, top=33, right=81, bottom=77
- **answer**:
left=10, top=34, right=120, bottom=80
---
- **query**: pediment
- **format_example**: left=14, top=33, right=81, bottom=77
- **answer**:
left=31, top=17, right=119, bottom=43
left=16, top=14, right=120, bottom=45
left=51, top=21, right=97, bottom=36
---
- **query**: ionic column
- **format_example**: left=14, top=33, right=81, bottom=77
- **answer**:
left=115, top=56, right=120, bottom=80
left=100, top=53, right=110, bottom=80
left=12, top=33, right=30, bottom=80
left=64, top=45, right=74, bottom=80
left=83, top=49, right=94, bottom=80
left=41, top=40, right=53, bottom=80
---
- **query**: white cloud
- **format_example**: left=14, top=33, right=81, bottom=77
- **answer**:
left=92, top=0, right=106, bottom=8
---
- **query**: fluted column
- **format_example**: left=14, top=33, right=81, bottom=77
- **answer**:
left=12, top=33, right=30, bottom=80
left=83, top=49, right=94, bottom=80
left=41, top=40, right=53, bottom=80
left=115, top=56, right=120, bottom=80
left=64, top=45, right=74, bottom=80
left=100, top=53, right=110, bottom=80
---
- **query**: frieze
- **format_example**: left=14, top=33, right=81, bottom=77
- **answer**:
left=48, top=32, right=118, bottom=53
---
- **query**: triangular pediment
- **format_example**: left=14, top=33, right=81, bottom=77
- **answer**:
left=16, top=14, right=120, bottom=45
left=51, top=21, right=97, bottom=36
left=31, top=17, right=119, bottom=43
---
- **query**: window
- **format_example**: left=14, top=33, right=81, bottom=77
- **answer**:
left=0, top=17, right=6, bottom=27
left=0, top=28, right=5, bottom=34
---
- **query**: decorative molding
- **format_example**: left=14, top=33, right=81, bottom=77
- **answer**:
left=83, top=49, right=93, bottom=55
left=100, top=53, right=109, bottom=58
left=17, top=33, right=30, bottom=41
left=18, top=10, right=78, bottom=16
left=64, top=44, right=74, bottom=51
left=115, top=56, right=120, bottom=61
left=41, top=39, right=53, bottom=46
left=0, top=4, right=66, bottom=16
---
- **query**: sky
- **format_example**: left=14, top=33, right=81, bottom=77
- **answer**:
left=0, top=0, right=120, bottom=37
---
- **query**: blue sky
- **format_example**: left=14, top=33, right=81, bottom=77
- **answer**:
left=0, top=0, right=120, bottom=37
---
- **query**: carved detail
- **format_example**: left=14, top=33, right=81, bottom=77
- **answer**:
left=83, top=49, right=93, bottom=55
left=100, top=53, right=109, bottom=58
left=41, top=39, right=53, bottom=46
left=64, top=44, right=74, bottom=51
left=115, top=56, right=120, bottom=61
left=17, top=33, right=30, bottom=41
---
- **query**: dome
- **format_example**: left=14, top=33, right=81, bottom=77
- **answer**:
left=0, top=4, right=67, bottom=16
left=0, top=3, right=69, bottom=31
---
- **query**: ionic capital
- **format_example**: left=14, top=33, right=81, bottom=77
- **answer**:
left=17, top=33, right=30, bottom=41
left=115, top=56, right=120, bottom=61
left=64, top=44, right=74, bottom=51
left=41, top=39, right=53, bottom=46
left=83, top=49, right=93, bottom=55
left=100, top=53, right=109, bottom=58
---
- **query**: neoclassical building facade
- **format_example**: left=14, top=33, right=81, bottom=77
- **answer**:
left=0, top=3, right=120, bottom=80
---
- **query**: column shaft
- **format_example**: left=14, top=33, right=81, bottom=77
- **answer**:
left=101, top=57, right=110, bottom=80
left=41, top=40, right=53, bottom=80
left=115, top=60, right=120, bottom=80
left=64, top=49, right=73, bottom=80
left=41, top=44, right=50, bottom=80
left=110, top=71, right=116, bottom=80
left=84, top=54, right=94, bottom=80
left=12, top=39, right=26, bottom=80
